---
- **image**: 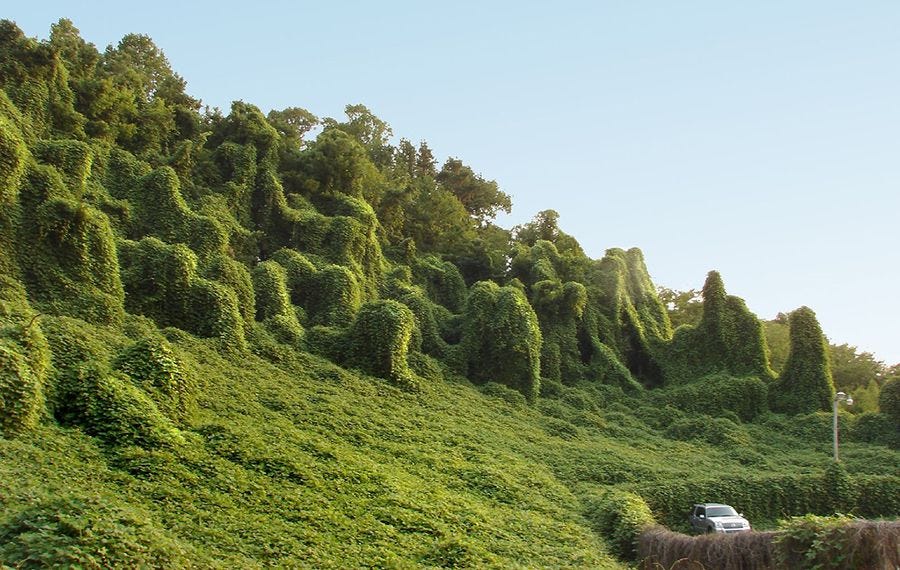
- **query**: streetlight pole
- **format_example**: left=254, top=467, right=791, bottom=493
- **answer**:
left=832, top=391, right=853, bottom=462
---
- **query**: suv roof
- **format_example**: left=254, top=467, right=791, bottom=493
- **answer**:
left=694, top=503, right=729, bottom=508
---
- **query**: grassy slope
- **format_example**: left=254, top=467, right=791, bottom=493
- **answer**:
left=1, top=320, right=898, bottom=568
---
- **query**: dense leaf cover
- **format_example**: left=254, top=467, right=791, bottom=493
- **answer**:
left=0, top=19, right=896, bottom=568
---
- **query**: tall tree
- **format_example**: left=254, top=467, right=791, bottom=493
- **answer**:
left=828, top=343, right=885, bottom=393
left=322, top=104, right=393, bottom=168
left=436, top=158, right=511, bottom=226
left=267, top=107, right=318, bottom=148
left=657, top=287, right=703, bottom=329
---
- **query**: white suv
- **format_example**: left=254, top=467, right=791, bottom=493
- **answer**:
left=689, top=503, right=751, bottom=534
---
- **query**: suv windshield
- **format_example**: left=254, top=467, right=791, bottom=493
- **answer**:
left=707, top=506, right=738, bottom=517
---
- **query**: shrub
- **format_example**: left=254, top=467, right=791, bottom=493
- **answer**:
left=251, top=260, right=303, bottom=346
left=649, top=373, right=769, bottom=422
left=119, top=237, right=246, bottom=351
left=770, top=307, right=835, bottom=415
left=272, top=248, right=362, bottom=327
left=583, top=248, right=670, bottom=387
left=21, top=193, right=125, bottom=325
left=112, top=337, right=193, bottom=422
left=202, top=254, right=255, bottom=324
left=0, top=99, right=28, bottom=276
left=0, top=319, right=49, bottom=437
left=664, top=415, right=750, bottom=447
left=637, top=470, right=900, bottom=529
left=55, top=362, right=183, bottom=448
left=588, top=339, right=643, bottom=393
left=539, top=377, right=564, bottom=398
left=879, top=378, right=900, bottom=427
left=531, top=279, right=588, bottom=384
left=850, top=411, right=900, bottom=449
left=461, top=281, right=542, bottom=402
left=480, top=381, right=528, bottom=408
left=31, top=139, right=92, bottom=195
left=252, top=169, right=385, bottom=299
left=775, top=515, right=900, bottom=570
left=399, top=290, right=447, bottom=358
left=130, top=166, right=228, bottom=259
left=583, top=489, right=657, bottom=560
left=412, top=255, right=466, bottom=312
left=822, top=461, right=856, bottom=513
left=344, top=300, right=417, bottom=389
left=656, top=271, right=773, bottom=385
left=0, top=495, right=197, bottom=568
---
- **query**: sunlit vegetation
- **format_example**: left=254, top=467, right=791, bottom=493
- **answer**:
left=0, top=19, right=897, bottom=568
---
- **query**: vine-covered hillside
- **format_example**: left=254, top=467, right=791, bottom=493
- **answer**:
left=0, top=20, right=898, bottom=568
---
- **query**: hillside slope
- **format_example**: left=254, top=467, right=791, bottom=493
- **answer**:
left=0, top=19, right=898, bottom=568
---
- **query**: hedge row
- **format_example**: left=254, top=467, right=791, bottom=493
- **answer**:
left=635, top=468, right=900, bottom=528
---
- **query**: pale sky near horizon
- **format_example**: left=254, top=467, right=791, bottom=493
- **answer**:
left=9, top=2, right=900, bottom=366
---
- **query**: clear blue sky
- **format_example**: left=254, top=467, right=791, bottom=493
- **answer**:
left=10, top=1, right=900, bottom=365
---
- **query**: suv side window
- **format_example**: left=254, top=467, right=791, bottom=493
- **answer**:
left=696, top=506, right=705, bottom=517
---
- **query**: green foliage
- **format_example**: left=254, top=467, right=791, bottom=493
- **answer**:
left=664, top=415, right=752, bottom=448
left=828, top=343, right=885, bottom=394
left=208, top=101, right=279, bottom=168
left=849, top=379, right=880, bottom=414
left=296, top=128, right=380, bottom=199
left=0, top=290, right=50, bottom=437
left=639, top=468, right=900, bottom=530
left=119, top=237, right=246, bottom=350
left=850, top=411, right=900, bottom=449
left=102, top=147, right=150, bottom=200
left=320, top=103, right=393, bottom=169
left=435, top=157, right=511, bottom=225
left=272, top=248, right=363, bottom=327
left=344, top=300, right=417, bottom=389
left=55, top=362, right=183, bottom=448
left=251, top=260, right=303, bottom=346
left=879, top=378, right=900, bottom=427
left=399, top=180, right=477, bottom=255
left=112, top=337, right=194, bottom=422
left=587, top=340, right=643, bottom=393
left=0, top=495, right=198, bottom=568
left=648, top=373, right=769, bottom=422
left=532, top=279, right=588, bottom=384
left=2, top=21, right=899, bottom=569
left=398, top=290, right=449, bottom=358
left=657, top=271, right=773, bottom=385
left=130, top=166, right=227, bottom=259
left=0, top=100, right=28, bottom=201
left=774, top=515, right=900, bottom=570
left=0, top=94, right=27, bottom=276
left=764, top=316, right=791, bottom=374
left=657, top=287, right=703, bottom=329
left=584, top=248, right=670, bottom=386
left=0, top=21, right=85, bottom=139
left=480, top=381, right=528, bottom=408
left=0, top=341, right=45, bottom=437
left=202, top=253, right=255, bottom=324
left=31, top=139, right=92, bottom=195
left=252, top=170, right=385, bottom=299
left=583, top=489, right=656, bottom=561
left=822, top=461, right=856, bottom=513
left=411, top=254, right=467, bottom=313
left=771, top=307, right=835, bottom=415
left=461, top=281, right=542, bottom=401
left=21, top=187, right=125, bottom=325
